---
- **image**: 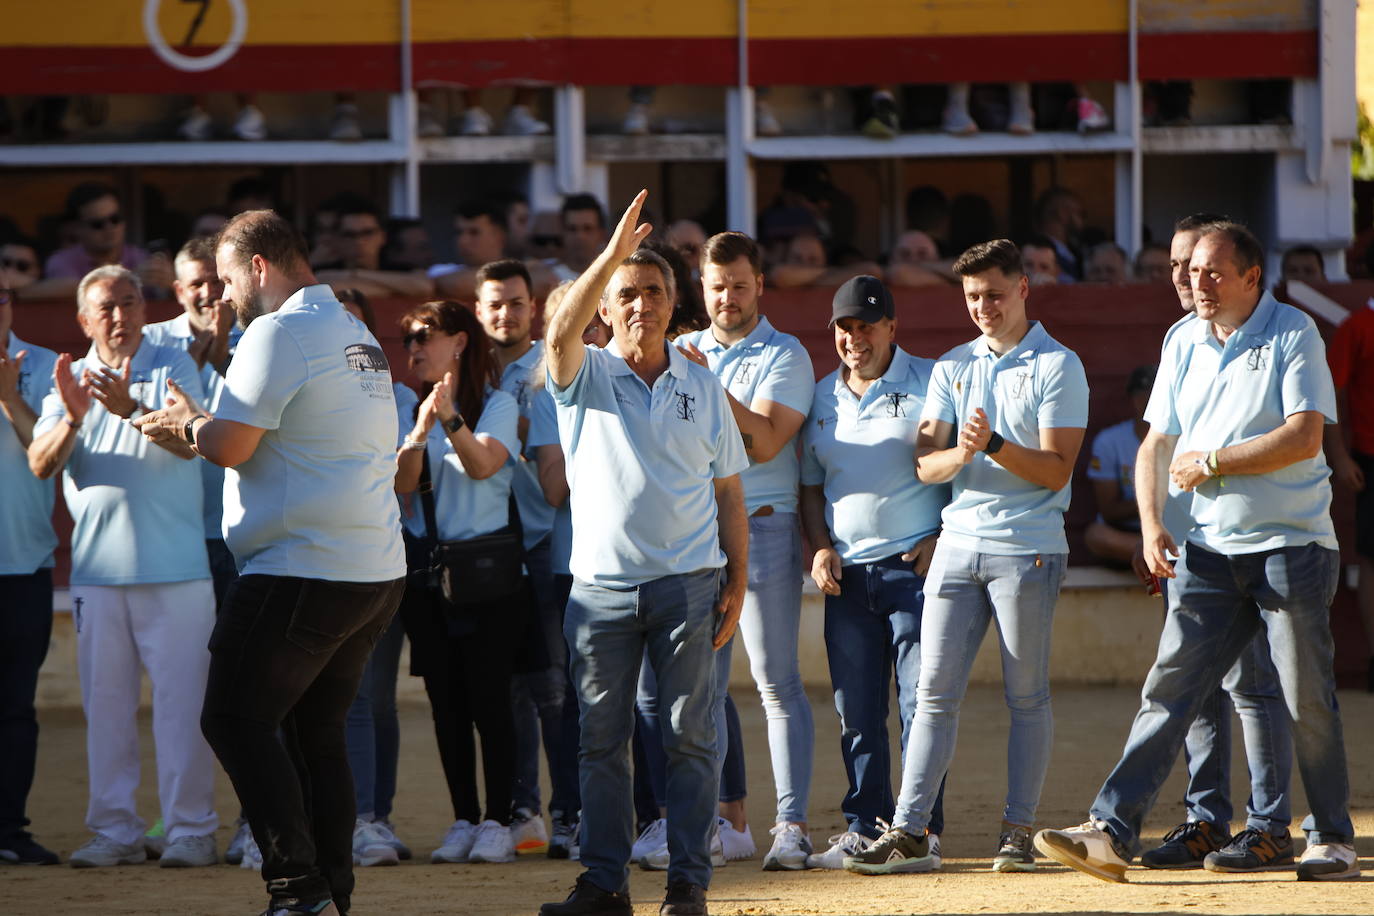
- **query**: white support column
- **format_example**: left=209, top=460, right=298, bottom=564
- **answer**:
left=725, top=86, right=756, bottom=234
left=387, top=92, right=420, bottom=216
left=1112, top=81, right=1142, bottom=256
left=554, top=85, right=587, bottom=195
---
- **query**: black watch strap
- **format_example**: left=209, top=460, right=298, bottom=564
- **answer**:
left=184, top=415, right=206, bottom=445
left=443, top=413, right=466, bottom=434
left=985, top=431, right=1005, bottom=454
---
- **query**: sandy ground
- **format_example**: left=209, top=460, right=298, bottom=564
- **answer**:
left=3, top=684, right=1372, bottom=916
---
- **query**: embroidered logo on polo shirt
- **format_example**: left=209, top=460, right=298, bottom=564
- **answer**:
left=1246, top=344, right=1270, bottom=371
left=1010, top=372, right=1031, bottom=399
left=885, top=392, right=909, bottom=417
left=734, top=359, right=757, bottom=386
left=675, top=392, right=696, bottom=422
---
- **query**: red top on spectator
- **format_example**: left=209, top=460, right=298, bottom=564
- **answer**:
left=1328, top=300, right=1374, bottom=455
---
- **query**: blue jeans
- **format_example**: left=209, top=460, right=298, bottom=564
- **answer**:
left=1091, top=542, right=1352, bottom=852
left=1181, top=633, right=1292, bottom=834
left=550, top=573, right=581, bottom=818
left=734, top=513, right=812, bottom=824
left=824, top=553, right=944, bottom=839
left=893, top=545, right=1063, bottom=833
left=566, top=570, right=721, bottom=894
left=635, top=685, right=747, bottom=809
left=206, top=538, right=238, bottom=613
left=344, top=614, right=405, bottom=819
left=512, top=537, right=571, bottom=816
left=0, top=569, right=52, bottom=840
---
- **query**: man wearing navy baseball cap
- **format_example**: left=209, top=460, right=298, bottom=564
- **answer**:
left=799, top=274, right=953, bottom=871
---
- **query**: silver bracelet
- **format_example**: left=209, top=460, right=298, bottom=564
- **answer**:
left=401, top=435, right=427, bottom=452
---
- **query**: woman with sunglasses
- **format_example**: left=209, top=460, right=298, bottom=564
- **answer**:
left=393, top=300, right=524, bottom=867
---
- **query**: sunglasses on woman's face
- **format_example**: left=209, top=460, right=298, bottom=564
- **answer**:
left=1, top=257, right=34, bottom=273
left=402, top=325, right=436, bottom=349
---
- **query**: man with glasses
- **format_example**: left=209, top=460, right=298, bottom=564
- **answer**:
left=42, top=183, right=171, bottom=297
left=0, top=237, right=43, bottom=292
left=315, top=200, right=434, bottom=299
left=0, top=285, right=62, bottom=865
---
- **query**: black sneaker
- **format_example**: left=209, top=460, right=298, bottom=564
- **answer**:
left=0, top=831, right=60, bottom=865
left=842, top=825, right=936, bottom=875
left=862, top=93, right=901, bottom=139
left=548, top=810, right=579, bottom=860
left=1140, top=821, right=1230, bottom=869
left=540, top=874, right=633, bottom=916
left=992, top=822, right=1036, bottom=872
left=660, top=881, right=707, bottom=916
left=1203, top=827, right=1294, bottom=873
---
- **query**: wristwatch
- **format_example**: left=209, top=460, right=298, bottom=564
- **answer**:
left=183, top=415, right=207, bottom=445
left=985, top=431, right=1005, bottom=454
left=443, top=413, right=466, bottom=434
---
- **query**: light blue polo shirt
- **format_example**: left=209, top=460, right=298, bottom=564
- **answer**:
left=922, top=320, right=1089, bottom=556
left=801, top=346, right=951, bottom=564
left=526, top=383, right=573, bottom=576
left=1143, top=290, right=1337, bottom=554
left=143, top=313, right=244, bottom=542
left=499, top=341, right=556, bottom=550
left=0, top=332, right=58, bottom=575
left=215, top=284, right=406, bottom=582
left=677, top=316, right=815, bottom=514
left=35, top=340, right=209, bottom=585
left=550, top=340, right=749, bottom=588
left=398, top=388, right=520, bottom=542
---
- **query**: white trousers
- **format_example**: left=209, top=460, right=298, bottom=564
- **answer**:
left=72, top=580, right=218, bottom=846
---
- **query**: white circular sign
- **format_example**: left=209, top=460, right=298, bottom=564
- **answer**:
left=143, top=0, right=248, bottom=73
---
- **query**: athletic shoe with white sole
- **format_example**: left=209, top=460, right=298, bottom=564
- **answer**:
left=461, top=107, right=494, bottom=136
left=640, top=822, right=727, bottom=870
left=632, top=818, right=667, bottom=865
left=373, top=818, right=411, bottom=860
left=233, top=105, right=267, bottom=141
left=762, top=823, right=811, bottom=871
left=69, top=834, right=146, bottom=868
left=1203, top=827, right=1293, bottom=873
left=718, top=817, right=755, bottom=861
left=159, top=834, right=218, bottom=867
left=240, top=831, right=263, bottom=871
left=842, top=824, right=936, bottom=875
left=504, top=105, right=550, bottom=136
left=548, top=810, right=579, bottom=860
left=993, top=822, right=1036, bottom=872
left=0, top=831, right=60, bottom=865
left=805, top=831, right=872, bottom=869
left=226, top=817, right=252, bottom=865
left=928, top=833, right=943, bottom=870
left=177, top=107, right=212, bottom=141
left=468, top=820, right=516, bottom=863
left=512, top=807, right=549, bottom=854
left=1034, top=820, right=1130, bottom=883
left=352, top=819, right=399, bottom=867
left=1140, top=820, right=1229, bottom=869
left=431, top=819, right=477, bottom=864
left=1297, top=842, right=1361, bottom=881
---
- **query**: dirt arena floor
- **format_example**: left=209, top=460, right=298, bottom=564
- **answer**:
left=3, top=684, right=1371, bottom=915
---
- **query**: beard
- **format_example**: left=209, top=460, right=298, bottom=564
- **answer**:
left=231, top=287, right=268, bottom=329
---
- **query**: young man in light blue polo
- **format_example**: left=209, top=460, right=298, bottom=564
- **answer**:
left=674, top=231, right=816, bottom=871
left=28, top=266, right=219, bottom=870
left=540, top=190, right=749, bottom=916
left=847, top=239, right=1088, bottom=874
left=1036, top=221, right=1359, bottom=883
left=796, top=275, right=952, bottom=873
left=0, top=286, right=62, bottom=865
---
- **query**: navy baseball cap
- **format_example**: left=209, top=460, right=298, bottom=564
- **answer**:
left=831, top=275, right=894, bottom=325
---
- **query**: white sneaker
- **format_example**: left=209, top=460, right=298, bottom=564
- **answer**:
left=632, top=818, right=667, bottom=864
left=239, top=831, right=263, bottom=871
left=468, top=819, right=516, bottom=863
left=805, top=831, right=871, bottom=869
left=329, top=103, right=363, bottom=141
left=942, top=104, right=979, bottom=136
left=755, top=101, right=783, bottom=137
left=373, top=818, right=411, bottom=860
left=763, top=822, right=812, bottom=871
left=416, top=102, right=444, bottom=138
left=70, top=834, right=146, bottom=868
left=1297, top=842, right=1361, bottom=880
left=511, top=807, right=549, bottom=853
left=431, top=819, right=477, bottom=863
left=718, top=817, right=755, bottom=861
left=710, top=823, right=728, bottom=867
left=1008, top=82, right=1035, bottom=135
left=353, top=818, right=399, bottom=867
left=178, top=107, right=212, bottom=141
left=225, top=818, right=252, bottom=865
left=639, top=821, right=727, bottom=870
left=1075, top=97, right=1110, bottom=133
left=233, top=104, right=267, bottom=141
left=504, top=104, right=550, bottom=136
left=1034, top=820, right=1129, bottom=883
left=461, top=106, right=493, bottom=136
left=159, top=833, right=217, bottom=867
left=622, top=102, right=651, bottom=136
left=929, top=833, right=943, bottom=870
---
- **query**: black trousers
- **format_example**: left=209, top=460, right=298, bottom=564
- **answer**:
left=201, top=574, right=404, bottom=913
left=403, top=582, right=520, bottom=825
left=0, top=569, right=52, bottom=841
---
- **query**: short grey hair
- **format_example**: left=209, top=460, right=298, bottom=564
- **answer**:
left=76, top=265, right=143, bottom=315
left=601, top=248, right=676, bottom=306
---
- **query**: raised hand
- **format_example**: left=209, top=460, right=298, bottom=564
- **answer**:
left=675, top=339, right=709, bottom=369
left=53, top=353, right=93, bottom=423
left=429, top=371, right=456, bottom=422
left=605, top=189, right=654, bottom=264
left=0, top=346, right=25, bottom=405
left=86, top=356, right=138, bottom=418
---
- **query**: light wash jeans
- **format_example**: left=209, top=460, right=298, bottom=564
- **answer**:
left=344, top=615, right=405, bottom=819
left=1181, top=632, right=1292, bottom=834
left=893, top=544, right=1064, bottom=833
left=512, top=537, right=572, bottom=816
left=566, top=570, right=721, bottom=894
left=1091, top=542, right=1352, bottom=852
